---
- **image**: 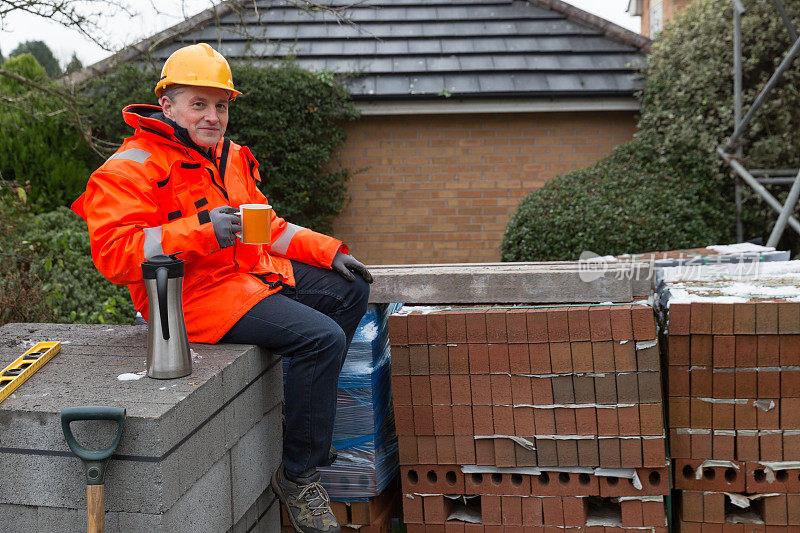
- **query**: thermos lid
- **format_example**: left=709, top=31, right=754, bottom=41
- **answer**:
left=141, top=254, right=185, bottom=279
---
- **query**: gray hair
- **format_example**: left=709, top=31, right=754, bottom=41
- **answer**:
left=160, top=84, right=187, bottom=104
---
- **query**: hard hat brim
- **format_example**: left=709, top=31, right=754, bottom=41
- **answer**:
left=154, top=79, right=242, bottom=99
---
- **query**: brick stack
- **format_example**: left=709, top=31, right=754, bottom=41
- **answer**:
left=388, top=305, right=669, bottom=530
left=665, top=298, right=800, bottom=528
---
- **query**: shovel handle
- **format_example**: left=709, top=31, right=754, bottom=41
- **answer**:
left=87, top=484, right=105, bottom=533
left=61, top=406, right=126, bottom=462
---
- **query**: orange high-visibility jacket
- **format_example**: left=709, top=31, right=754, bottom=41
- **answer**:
left=72, top=104, right=346, bottom=343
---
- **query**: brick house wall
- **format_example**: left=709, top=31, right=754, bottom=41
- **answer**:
left=331, top=111, right=638, bottom=265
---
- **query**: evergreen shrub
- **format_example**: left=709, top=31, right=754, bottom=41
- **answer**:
left=0, top=54, right=95, bottom=212
left=20, top=207, right=135, bottom=324
left=0, top=186, right=54, bottom=326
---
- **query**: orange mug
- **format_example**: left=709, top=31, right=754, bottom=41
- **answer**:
left=236, top=204, right=272, bottom=244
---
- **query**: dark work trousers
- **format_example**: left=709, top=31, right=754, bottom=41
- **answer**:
left=219, top=260, right=370, bottom=479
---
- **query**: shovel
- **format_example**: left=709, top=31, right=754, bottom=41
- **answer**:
left=61, top=406, right=126, bottom=533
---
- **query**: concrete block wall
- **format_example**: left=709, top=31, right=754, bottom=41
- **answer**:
left=332, top=111, right=638, bottom=265
left=388, top=305, right=669, bottom=530
left=0, top=323, right=283, bottom=533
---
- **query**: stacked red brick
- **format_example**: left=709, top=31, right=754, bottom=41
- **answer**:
left=388, top=305, right=669, bottom=530
left=667, top=300, right=800, bottom=528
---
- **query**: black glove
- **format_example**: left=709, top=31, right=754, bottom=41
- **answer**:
left=331, top=251, right=373, bottom=283
left=209, top=206, right=241, bottom=248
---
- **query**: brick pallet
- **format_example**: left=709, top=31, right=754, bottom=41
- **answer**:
left=389, top=305, right=669, bottom=529
left=658, top=260, right=800, bottom=531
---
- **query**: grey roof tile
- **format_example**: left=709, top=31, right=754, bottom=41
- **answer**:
left=392, top=56, right=428, bottom=72
left=407, top=39, right=441, bottom=54
left=427, top=55, right=460, bottom=72
left=149, top=0, right=646, bottom=99
left=409, top=74, right=447, bottom=95
left=375, top=75, right=413, bottom=95
left=309, top=40, right=346, bottom=55
left=377, top=39, right=410, bottom=55
left=458, top=55, right=494, bottom=71
left=479, top=73, right=517, bottom=93
left=444, top=73, right=482, bottom=93
left=494, top=55, right=530, bottom=70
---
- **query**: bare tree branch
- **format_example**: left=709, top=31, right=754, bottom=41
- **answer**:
left=0, top=1, right=135, bottom=51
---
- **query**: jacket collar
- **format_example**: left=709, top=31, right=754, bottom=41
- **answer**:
left=121, top=104, right=219, bottom=163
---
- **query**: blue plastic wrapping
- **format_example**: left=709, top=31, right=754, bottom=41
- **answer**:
left=282, top=303, right=402, bottom=501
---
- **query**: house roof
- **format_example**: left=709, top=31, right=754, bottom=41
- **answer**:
left=70, top=0, right=649, bottom=101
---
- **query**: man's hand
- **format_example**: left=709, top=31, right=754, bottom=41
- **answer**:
left=331, top=251, right=373, bottom=283
left=210, top=206, right=241, bottom=248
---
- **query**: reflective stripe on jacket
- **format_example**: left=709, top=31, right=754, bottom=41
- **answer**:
left=72, top=104, right=346, bottom=343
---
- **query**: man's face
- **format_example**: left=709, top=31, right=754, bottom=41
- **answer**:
left=161, top=85, right=230, bottom=147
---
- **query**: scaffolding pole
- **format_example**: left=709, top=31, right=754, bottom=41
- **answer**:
left=718, top=147, right=800, bottom=236
left=720, top=0, right=800, bottom=246
left=734, top=0, right=744, bottom=242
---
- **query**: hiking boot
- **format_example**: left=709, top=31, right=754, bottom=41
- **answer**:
left=271, top=464, right=340, bottom=533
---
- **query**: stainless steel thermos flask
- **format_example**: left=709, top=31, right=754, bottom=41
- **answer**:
left=141, top=254, right=191, bottom=379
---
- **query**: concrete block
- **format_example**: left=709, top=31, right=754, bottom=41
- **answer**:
left=259, top=496, right=281, bottom=533
left=0, top=503, right=37, bottom=531
left=230, top=404, right=282, bottom=523
left=37, top=505, right=114, bottom=532
left=162, top=452, right=233, bottom=532
left=116, top=512, right=165, bottom=533
left=231, top=487, right=279, bottom=533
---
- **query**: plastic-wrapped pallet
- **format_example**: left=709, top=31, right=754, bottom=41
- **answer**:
left=282, top=303, right=401, bottom=500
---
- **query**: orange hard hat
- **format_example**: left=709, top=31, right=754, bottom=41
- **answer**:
left=154, top=43, right=241, bottom=99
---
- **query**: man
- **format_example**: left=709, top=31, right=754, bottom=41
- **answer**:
left=72, top=43, right=371, bottom=533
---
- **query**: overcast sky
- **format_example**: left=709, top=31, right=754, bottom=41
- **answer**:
left=1, top=1, right=641, bottom=68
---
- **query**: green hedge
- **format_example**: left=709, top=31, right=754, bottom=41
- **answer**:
left=502, top=0, right=800, bottom=261
left=0, top=195, right=134, bottom=326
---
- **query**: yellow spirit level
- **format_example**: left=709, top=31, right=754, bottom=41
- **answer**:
left=0, top=341, right=60, bottom=405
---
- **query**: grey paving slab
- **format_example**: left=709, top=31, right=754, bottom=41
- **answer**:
left=367, top=262, right=653, bottom=304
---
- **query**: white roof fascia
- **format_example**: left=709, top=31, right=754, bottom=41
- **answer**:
left=355, top=97, right=640, bottom=116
